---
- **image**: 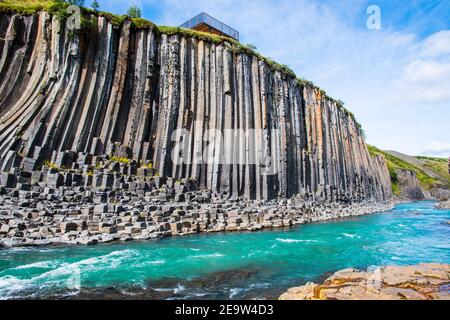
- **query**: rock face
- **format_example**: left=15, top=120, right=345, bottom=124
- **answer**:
left=279, top=264, right=450, bottom=300
left=0, top=12, right=396, bottom=247
left=395, top=169, right=426, bottom=200
left=0, top=12, right=392, bottom=202
left=383, top=150, right=450, bottom=201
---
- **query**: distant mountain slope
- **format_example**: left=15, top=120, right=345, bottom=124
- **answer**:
left=384, top=151, right=450, bottom=188
left=368, top=146, right=450, bottom=198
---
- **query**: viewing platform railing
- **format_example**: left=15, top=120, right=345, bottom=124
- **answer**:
left=180, top=12, right=239, bottom=41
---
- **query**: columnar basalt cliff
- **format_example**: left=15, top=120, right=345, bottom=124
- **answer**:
left=0, top=12, right=392, bottom=202
left=280, top=264, right=450, bottom=300
left=395, top=169, right=426, bottom=201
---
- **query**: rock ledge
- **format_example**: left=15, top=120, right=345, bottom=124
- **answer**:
left=279, top=264, right=450, bottom=300
left=436, top=200, right=450, bottom=210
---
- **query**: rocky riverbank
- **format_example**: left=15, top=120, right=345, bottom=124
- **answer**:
left=0, top=10, right=393, bottom=249
left=279, top=263, right=450, bottom=300
left=0, top=172, right=393, bottom=248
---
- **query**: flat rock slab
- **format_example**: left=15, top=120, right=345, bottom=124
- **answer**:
left=279, top=264, right=450, bottom=300
left=436, top=200, right=450, bottom=210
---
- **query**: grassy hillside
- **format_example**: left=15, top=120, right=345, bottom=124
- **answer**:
left=367, top=145, right=450, bottom=196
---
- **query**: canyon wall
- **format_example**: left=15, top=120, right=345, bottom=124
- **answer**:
left=395, top=169, right=426, bottom=201
left=0, top=12, right=392, bottom=201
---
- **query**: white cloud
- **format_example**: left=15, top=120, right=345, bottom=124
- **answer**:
left=394, top=30, right=450, bottom=104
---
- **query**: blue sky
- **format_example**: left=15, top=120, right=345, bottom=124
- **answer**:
left=87, top=0, right=450, bottom=157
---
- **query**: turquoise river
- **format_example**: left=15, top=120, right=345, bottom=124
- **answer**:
left=0, top=201, right=449, bottom=299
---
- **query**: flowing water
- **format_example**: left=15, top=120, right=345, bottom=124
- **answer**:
left=0, top=201, right=449, bottom=300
